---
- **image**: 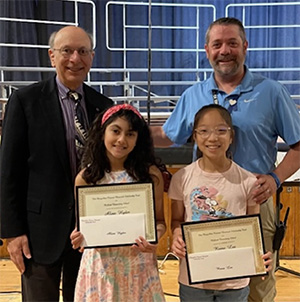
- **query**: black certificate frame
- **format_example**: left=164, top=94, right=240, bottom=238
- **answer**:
left=181, top=214, right=267, bottom=284
left=75, top=182, right=157, bottom=248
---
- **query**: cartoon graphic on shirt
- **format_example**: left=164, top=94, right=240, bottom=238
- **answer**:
left=190, top=186, right=233, bottom=221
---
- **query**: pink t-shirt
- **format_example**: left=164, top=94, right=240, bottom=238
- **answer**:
left=168, top=160, right=257, bottom=291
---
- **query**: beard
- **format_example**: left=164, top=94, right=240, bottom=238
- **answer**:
left=215, top=61, right=239, bottom=76
left=209, top=56, right=244, bottom=79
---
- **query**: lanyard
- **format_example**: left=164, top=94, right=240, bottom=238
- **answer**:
left=212, top=90, right=238, bottom=113
left=212, top=90, right=219, bottom=105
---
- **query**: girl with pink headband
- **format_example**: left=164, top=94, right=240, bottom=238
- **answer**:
left=71, top=104, right=166, bottom=301
left=101, top=103, right=142, bottom=125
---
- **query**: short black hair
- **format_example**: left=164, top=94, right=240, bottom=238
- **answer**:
left=205, top=17, right=246, bottom=44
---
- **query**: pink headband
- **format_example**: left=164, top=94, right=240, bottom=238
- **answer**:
left=101, top=104, right=142, bottom=125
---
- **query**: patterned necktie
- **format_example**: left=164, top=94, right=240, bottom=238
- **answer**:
left=67, top=91, right=88, bottom=169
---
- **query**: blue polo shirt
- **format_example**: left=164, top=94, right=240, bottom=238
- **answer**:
left=163, top=66, right=300, bottom=174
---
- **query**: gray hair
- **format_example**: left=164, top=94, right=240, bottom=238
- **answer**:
left=48, top=27, right=94, bottom=49
left=205, top=17, right=247, bottom=44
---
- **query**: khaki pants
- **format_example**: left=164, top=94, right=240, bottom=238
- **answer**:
left=248, top=198, right=277, bottom=302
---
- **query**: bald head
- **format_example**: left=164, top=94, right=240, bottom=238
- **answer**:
left=49, top=26, right=93, bottom=50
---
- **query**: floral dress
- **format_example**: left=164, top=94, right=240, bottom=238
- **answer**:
left=74, top=171, right=165, bottom=302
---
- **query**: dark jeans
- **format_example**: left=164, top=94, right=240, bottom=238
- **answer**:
left=179, top=283, right=250, bottom=302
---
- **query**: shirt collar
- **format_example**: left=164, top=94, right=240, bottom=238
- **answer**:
left=55, top=76, right=84, bottom=100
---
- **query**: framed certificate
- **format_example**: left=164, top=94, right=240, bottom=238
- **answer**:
left=181, top=214, right=267, bottom=284
left=76, top=182, right=157, bottom=248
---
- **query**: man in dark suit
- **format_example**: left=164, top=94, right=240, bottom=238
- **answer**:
left=0, top=26, right=112, bottom=301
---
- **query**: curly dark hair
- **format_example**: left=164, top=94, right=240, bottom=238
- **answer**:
left=81, top=106, right=159, bottom=184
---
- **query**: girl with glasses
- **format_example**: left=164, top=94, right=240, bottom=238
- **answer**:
left=168, top=104, right=272, bottom=302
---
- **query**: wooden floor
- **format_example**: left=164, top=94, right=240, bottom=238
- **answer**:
left=0, top=257, right=300, bottom=302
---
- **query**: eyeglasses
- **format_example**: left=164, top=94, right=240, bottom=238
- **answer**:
left=52, top=47, right=92, bottom=58
left=194, top=127, right=231, bottom=138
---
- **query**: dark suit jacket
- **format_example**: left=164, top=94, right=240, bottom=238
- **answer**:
left=0, top=76, right=112, bottom=264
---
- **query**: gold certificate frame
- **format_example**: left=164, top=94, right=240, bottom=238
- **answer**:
left=76, top=182, right=157, bottom=248
left=181, top=214, right=267, bottom=284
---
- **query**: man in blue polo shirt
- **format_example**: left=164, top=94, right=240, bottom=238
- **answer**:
left=151, top=17, right=300, bottom=302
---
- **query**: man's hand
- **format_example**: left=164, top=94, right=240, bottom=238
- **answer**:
left=252, top=174, right=278, bottom=204
left=6, top=235, right=31, bottom=274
